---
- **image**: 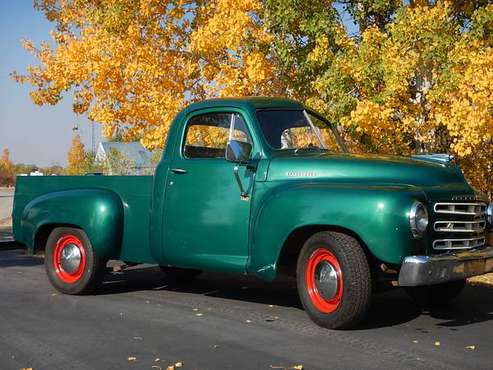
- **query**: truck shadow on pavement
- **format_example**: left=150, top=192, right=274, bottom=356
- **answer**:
left=0, top=249, right=44, bottom=268
left=102, top=267, right=303, bottom=308
left=358, top=286, right=493, bottom=330
left=3, top=249, right=493, bottom=331
left=100, top=265, right=493, bottom=330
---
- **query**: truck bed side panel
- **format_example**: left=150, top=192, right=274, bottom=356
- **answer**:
left=13, top=175, right=155, bottom=263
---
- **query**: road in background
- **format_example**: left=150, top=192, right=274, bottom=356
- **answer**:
left=0, top=187, right=14, bottom=222
left=1, top=249, right=493, bottom=370
left=0, top=188, right=14, bottom=243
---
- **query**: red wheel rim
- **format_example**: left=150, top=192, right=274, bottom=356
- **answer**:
left=305, top=248, right=343, bottom=313
left=52, top=234, right=86, bottom=284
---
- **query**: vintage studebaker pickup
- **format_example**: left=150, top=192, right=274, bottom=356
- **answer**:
left=12, top=97, right=493, bottom=329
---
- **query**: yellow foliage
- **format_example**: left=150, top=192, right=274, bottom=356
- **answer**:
left=318, top=2, right=493, bottom=196
left=14, top=0, right=280, bottom=150
left=13, top=1, right=493, bottom=196
left=67, top=135, right=88, bottom=175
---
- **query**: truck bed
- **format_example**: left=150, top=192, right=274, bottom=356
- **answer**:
left=13, top=175, right=155, bottom=263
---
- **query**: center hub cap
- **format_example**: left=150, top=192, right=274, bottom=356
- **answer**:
left=60, top=243, right=82, bottom=274
left=314, top=260, right=339, bottom=300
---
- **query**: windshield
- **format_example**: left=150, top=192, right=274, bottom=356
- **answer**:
left=256, top=109, right=347, bottom=152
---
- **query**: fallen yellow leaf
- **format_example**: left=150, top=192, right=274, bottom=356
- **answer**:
left=466, top=345, right=476, bottom=350
left=293, top=366, right=304, bottom=370
left=128, top=356, right=137, bottom=361
left=435, top=341, right=441, bottom=346
left=175, top=362, right=183, bottom=368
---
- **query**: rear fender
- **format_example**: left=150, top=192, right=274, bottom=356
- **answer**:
left=19, top=189, right=124, bottom=258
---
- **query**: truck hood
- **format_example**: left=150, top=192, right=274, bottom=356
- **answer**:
left=266, top=152, right=469, bottom=188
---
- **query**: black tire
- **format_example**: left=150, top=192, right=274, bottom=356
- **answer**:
left=405, top=279, right=466, bottom=308
left=44, top=227, right=106, bottom=295
left=160, top=266, right=202, bottom=282
left=297, top=231, right=372, bottom=329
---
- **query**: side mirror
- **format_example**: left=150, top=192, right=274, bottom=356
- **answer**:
left=225, top=140, right=252, bottom=164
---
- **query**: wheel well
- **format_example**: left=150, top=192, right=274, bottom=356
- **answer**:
left=34, top=223, right=81, bottom=253
left=276, top=225, right=378, bottom=277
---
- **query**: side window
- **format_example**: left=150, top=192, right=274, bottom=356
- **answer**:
left=183, top=112, right=251, bottom=159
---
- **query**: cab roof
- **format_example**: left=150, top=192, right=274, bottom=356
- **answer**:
left=184, top=97, right=304, bottom=114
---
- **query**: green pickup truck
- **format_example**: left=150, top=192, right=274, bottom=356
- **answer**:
left=12, top=97, right=493, bottom=329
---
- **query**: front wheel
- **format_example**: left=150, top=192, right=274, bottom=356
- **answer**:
left=45, top=227, right=106, bottom=294
left=297, top=231, right=372, bottom=329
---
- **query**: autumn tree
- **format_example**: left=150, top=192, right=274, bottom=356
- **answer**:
left=13, top=0, right=281, bottom=150
left=266, top=1, right=493, bottom=196
left=0, top=149, right=15, bottom=186
left=14, top=0, right=493, bottom=195
left=102, top=147, right=137, bottom=175
left=67, top=135, right=88, bottom=175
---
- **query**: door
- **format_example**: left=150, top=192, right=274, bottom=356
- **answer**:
left=163, top=110, right=255, bottom=272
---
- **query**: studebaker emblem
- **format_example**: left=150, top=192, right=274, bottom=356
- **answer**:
left=451, top=195, right=476, bottom=201
left=286, top=171, right=317, bottom=177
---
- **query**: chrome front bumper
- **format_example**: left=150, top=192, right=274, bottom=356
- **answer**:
left=398, top=246, right=493, bottom=286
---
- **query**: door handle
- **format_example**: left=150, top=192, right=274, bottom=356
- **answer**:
left=171, top=168, right=187, bottom=174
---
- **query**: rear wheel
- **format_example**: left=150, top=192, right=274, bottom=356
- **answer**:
left=45, top=227, right=106, bottom=294
left=405, top=279, right=466, bottom=308
left=297, top=231, right=371, bottom=329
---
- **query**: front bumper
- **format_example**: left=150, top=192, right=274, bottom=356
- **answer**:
left=398, top=246, right=493, bottom=286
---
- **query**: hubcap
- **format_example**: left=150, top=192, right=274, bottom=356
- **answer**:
left=60, top=243, right=82, bottom=274
left=52, top=234, right=87, bottom=284
left=305, top=248, right=344, bottom=314
left=314, top=260, right=339, bottom=300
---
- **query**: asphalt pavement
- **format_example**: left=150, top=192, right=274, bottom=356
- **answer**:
left=1, top=248, right=493, bottom=370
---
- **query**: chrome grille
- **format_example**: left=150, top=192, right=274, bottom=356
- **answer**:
left=434, top=202, right=486, bottom=216
left=432, top=201, right=487, bottom=251
left=433, top=237, right=486, bottom=250
left=434, top=220, right=486, bottom=233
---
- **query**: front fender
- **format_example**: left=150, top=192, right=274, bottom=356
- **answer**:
left=249, top=182, right=426, bottom=280
left=19, top=189, right=124, bottom=258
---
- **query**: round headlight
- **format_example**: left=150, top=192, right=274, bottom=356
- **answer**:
left=409, top=201, right=429, bottom=238
left=487, top=202, right=493, bottom=225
